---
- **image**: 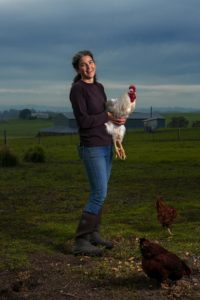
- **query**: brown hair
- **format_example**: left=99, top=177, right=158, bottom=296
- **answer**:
left=72, top=50, right=97, bottom=83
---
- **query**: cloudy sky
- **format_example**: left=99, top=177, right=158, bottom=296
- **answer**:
left=0, top=0, right=200, bottom=111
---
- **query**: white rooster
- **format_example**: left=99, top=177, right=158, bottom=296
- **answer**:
left=105, top=85, right=136, bottom=159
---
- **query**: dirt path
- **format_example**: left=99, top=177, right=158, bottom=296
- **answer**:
left=0, top=251, right=199, bottom=300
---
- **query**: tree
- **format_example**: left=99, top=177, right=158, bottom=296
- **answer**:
left=192, top=120, right=200, bottom=128
left=168, top=116, right=189, bottom=128
left=19, top=109, right=32, bottom=120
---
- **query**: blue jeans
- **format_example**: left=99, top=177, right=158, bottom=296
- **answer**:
left=78, top=145, right=113, bottom=215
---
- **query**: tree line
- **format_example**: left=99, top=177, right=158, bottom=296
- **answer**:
left=168, top=116, right=200, bottom=128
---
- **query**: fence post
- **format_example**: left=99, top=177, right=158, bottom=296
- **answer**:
left=4, top=130, right=7, bottom=145
left=177, top=128, right=181, bottom=140
left=38, top=132, right=41, bottom=144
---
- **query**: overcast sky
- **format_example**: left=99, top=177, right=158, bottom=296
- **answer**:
left=0, top=0, right=200, bottom=110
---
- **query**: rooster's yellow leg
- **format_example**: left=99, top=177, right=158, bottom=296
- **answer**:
left=114, top=141, right=126, bottom=160
left=114, top=141, right=120, bottom=158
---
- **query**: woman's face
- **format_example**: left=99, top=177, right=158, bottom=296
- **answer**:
left=78, top=55, right=96, bottom=83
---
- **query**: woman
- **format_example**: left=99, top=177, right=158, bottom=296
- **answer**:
left=70, top=50, right=125, bottom=256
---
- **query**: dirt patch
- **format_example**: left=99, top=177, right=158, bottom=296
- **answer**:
left=0, top=250, right=200, bottom=300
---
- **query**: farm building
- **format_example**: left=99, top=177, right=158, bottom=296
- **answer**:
left=39, top=111, right=165, bottom=135
left=31, top=112, right=49, bottom=119
left=143, top=117, right=163, bottom=132
left=126, top=112, right=165, bottom=130
left=39, top=112, right=78, bottom=135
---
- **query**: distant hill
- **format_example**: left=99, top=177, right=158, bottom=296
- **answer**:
left=137, top=106, right=200, bottom=113
left=0, top=104, right=199, bottom=114
left=0, top=104, right=70, bottom=113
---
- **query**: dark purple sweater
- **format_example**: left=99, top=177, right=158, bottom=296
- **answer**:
left=70, top=80, right=112, bottom=147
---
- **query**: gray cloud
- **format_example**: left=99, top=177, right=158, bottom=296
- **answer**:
left=0, top=0, right=200, bottom=109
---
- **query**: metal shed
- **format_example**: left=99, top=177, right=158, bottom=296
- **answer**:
left=143, top=117, right=160, bottom=132
left=126, top=112, right=165, bottom=130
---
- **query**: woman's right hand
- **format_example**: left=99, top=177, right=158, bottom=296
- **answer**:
left=107, top=112, right=126, bottom=125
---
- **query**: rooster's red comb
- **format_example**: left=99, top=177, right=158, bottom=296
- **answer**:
left=129, top=85, right=136, bottom=92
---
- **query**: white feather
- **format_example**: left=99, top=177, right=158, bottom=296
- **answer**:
left=105, top=88, right=136, bottom=159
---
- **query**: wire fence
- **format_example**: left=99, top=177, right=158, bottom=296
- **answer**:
left=125, top=128, right=200, bottom=143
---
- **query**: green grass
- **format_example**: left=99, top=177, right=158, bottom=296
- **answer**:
left=0, top=120, right=200, bottom=270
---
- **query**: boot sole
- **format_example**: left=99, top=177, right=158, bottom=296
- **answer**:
left=91, top=241, right=114, bottom=250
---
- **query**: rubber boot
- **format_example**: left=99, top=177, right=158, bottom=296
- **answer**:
left=90, top=209, right=114, bottom=249
left=73, top=212, right=103, bottom=256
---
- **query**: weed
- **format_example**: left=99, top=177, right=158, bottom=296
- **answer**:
left=0, top=145, right=18, bottom=167
left=23, top=145, right=46, bottom=163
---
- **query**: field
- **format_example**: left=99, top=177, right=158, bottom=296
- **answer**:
left=0, top=118, right=200, bottom=299
left=0, top=118, right=53, bottom=138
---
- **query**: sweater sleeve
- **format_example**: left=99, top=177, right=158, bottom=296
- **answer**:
left=70, top=84, right=109, bottom=129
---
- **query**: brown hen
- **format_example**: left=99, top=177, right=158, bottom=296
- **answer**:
left=139, top=238, right=191, bottom=284
left=156, top=196, right=177, bottom=235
